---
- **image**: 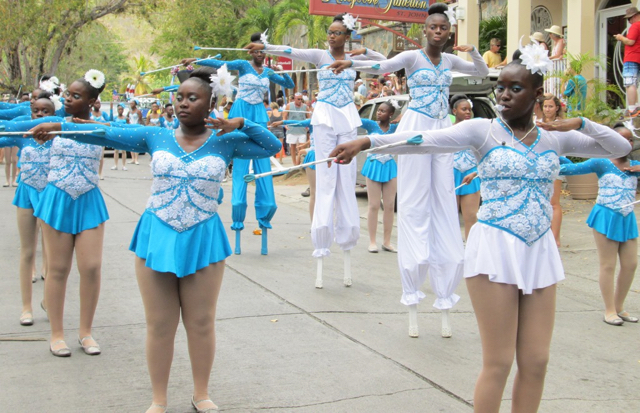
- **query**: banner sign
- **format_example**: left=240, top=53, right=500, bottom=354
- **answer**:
left=309, top=0, right=435, bottom=24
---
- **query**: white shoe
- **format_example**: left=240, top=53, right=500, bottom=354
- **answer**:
left=110, top=166, right=117, bottom=170
left=122, top=166, right=127, bottom=171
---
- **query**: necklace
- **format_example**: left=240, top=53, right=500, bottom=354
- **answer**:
left=490, top=118, right=538, bottom=147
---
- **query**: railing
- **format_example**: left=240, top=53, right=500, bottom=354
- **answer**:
left=544, top=58, right=567, bottom=97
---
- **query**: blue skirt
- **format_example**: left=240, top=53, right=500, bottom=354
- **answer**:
left=12, top=183, right=41, bottom=210
left=130, top=211, right=232, bottom=278
left=361, top=157, right=397, bottom=183
left=34, top=185, right=109, bottom=234
left=587, top=204, right=638, bottom=242
left=228, top=99, right=268, bottom=125
left=304, top=150, right=316, bottom=170
left=454, top=167, right=481, bottom=196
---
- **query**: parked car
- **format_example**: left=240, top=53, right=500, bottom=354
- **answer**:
left=355, top=70, right=500, bottom=186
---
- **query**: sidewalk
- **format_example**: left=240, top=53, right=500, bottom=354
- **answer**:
left=0, top=154, right=637, bottom=412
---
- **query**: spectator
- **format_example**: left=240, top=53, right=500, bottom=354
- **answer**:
left=367, top=82, right=380, bottom=99
left=615, top=7, right=640, bottom=117
left=301, top=89, right=309, bottom=103
left=353, top=85, right=364, bottom=109
left=282, top=93, right=310, bottom=165
left=563, top=62, right=587, bottom=113
left=223, top=100, right=233, bottom=119
left=482, top=38, right=507, bottom=68
left=530, top=32, right=549, bottom=51
left=356, top=78, right=367, bottom=97
left=545, top=25, right=565, bottom=60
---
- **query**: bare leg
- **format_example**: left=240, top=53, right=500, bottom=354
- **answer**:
left=41, top=223, right=75, bottom=351
left=512, top=285, right=556, bottom=413
left=4, top=146, right=13, bottom=186
left=627, top=84, right=638, bottom=107
left=366, top=179, right=382, bottom=250
left=10, top=147, right=18, bottom=186
left=136, top=258, right=180, bottom=411
left=460, top=191, right=481, bottom=240
left=74, top=224, right=104, bottom=342
left=40, top=222, right=48, bottom=279
left=112, top=150, right=119, bottom=170
left=466, top=275, right=519, bottom=413
left=290, top=144, right=298, bottom=166
left=593, top=230, right=621, bottom=320
left=306, top=168, right=316, bottom=221
left=550, top=180, right=562, bottom=247
left=179, top=262, right=225, bottom=410
left=615, top=238, right=638, bottom=315
left=381, top=178, right=397, bottom=249
left=16, top=207, right=38, bottom=317
left=98, top=148, right=105, bottom=179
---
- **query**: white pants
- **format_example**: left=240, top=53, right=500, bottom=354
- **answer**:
left=396, top=113, right=464, bottom=309
left=311, top=124, right=359, bottom=257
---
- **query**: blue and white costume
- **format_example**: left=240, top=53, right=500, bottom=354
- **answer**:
left=0, top=104, right=31, bottom=120
left=367, top=117, right=629, bottom=294
left=560, top=158, right=639, bottom=242
left=453, top=149, right=481, bottom=195
left=159, top=115, right=179, bottom=130
left=0, top=101, right=30, bottom=110
left=359, top=119, right=398, bottom=183
left=59, top=120, right=281, bottom=277
left=196, top=57, right=294, bottom=233
left=90, top=111, right=111, bottom=122
left=263, top=45, right=385, bottom=257
left=350, top=48, right=489, bottom=309
left=9, top=117, right=109, bottom=234
left=0, top=134, right=51, bottom=209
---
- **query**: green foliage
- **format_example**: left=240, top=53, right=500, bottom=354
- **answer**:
left=274, top=0, right=333, bottom=49
left=550, top=53, right=624, bottom=126
left=0, top=0, right=163, bottom=93
left=479, top=9, right=507, bottom=58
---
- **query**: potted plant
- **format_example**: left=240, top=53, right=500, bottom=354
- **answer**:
left=549, top=53, right=625, bottom=199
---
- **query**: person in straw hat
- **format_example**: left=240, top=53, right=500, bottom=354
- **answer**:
left=615, top=7, right=640, bottom=117
left=545, top=25, right=565, bottom=60
left=530, top=32, right=549, bottom=51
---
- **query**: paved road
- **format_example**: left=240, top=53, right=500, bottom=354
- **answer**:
left=0, top=155, right=638, bottom=412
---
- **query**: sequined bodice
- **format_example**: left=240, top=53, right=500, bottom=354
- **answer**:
left=18, top=144, right=51, bottom=191
left=477, top=146, right=559, bottom=245
left=597, top=173, right=637, bottom=216
left=48, top=138, right=102, bottom=199
left=453, top=149, right=477, bottom=173
left=147, top=150, right=225, bottom=232
left=407, top=67, right=452, bottom=119
left=317, top=66, right=355, bottom=108
left=237, top=73, right=271, bottom=105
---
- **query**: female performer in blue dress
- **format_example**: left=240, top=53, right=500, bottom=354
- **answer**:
left=328, top=49, right=630, bottom=413
left=13, top=70, right=110, bottom=358
left=30, top=67, right=281, bottom=413
left=245, top=13, right=386, bottom=288
left=359, top=101, right=398, bottom=253
left=450, top=94, right=481, bottom=240
left=0, top=93, right=57, bottom=326
left=560, top=124, right=639, bottom=326
left=183, top=32, right=295, bottom=256
left=329, top=3, right=489, bottom=337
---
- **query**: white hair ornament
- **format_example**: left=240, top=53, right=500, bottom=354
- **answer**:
left=518, top=36, right=552, bottom=76
left=445, top=6, right=457, bottom=26
left=342, top=13, right=358, bottom=31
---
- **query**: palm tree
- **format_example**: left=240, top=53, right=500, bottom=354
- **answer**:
left=479, top=9, right=507, bottom=58
left=120, top=55, right=157, bottom=95
left=274, top=0, right=332, bottom=48
left=235, top=0, right=281, bottom=45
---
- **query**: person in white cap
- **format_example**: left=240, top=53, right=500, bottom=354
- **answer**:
left=545, top=25, right=565, bottom=60
left=529, top=32, right=549, bottom=51
left=356, top=78, right=367, bottom=97
left=615, top=7, right=640, bottom=117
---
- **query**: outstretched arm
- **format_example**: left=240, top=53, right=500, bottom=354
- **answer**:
left=248, top=43, right=325, bottom=66
left=267, top=70, right=295, bottom=89
left=449, top=46, right=490, bottom=77
left=540, top=118, right=631, bottom=159
left=218, top=118, right=281, bottom=160
left=558, top=158, right=599, bottom=176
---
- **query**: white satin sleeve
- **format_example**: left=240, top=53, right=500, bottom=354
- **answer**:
left=554, top=118, right=631, bottom=158
left=448, top=48, right=490, bottom=77
left=348, top=51, right=418, bottom=75
left=263, top=45, right=324, bottom=66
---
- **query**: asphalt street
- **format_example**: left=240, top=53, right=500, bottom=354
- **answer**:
left=0, top=154, right=638, bottom=412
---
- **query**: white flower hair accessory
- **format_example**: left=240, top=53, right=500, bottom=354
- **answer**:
left=50, top=95, right=63, bottom=111
left=59, top=83, right=66, bottom=93
left=49, top=76, right=60, bottom=86
left=342, top=13, right=358, bottom=31
left=518, top=36, right=552, bottom=76
left=39, top=80, right=56, bottom=94
left=468, top=99, right=473, bottom=109
left=389, top=99, right=400, bottom=110
left=209, top=64, right=235, bottom=97
left=260, top=29, right=269, bottom=46
left=84, top=69, right=105, bottom=89
left=445, top=6, right=457, bottom=26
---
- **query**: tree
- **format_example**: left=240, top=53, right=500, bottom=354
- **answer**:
left=479, top=9, right=507, bottom=58
left=274, top=0, right=333, bottom=49
left=234, top=0, right=282, bottom=46
left=0, top=0, right=162, bottom=93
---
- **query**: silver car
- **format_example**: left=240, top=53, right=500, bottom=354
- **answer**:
left=355, top=71, right=500, bottom=186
